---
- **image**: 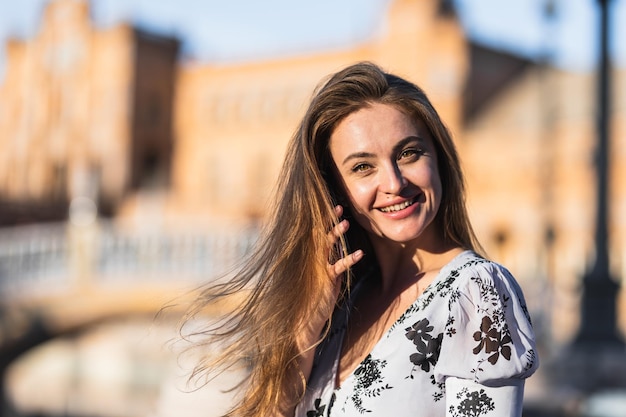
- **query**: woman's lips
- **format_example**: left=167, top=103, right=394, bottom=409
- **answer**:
left=378, top=197, right=417, bottom=213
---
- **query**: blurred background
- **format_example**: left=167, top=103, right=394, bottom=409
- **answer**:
left=0, top=0, right=625, bottom=416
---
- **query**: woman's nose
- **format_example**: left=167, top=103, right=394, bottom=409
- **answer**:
left=380, top=164, right=407, bottom=194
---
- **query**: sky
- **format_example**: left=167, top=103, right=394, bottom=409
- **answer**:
left=0, top=0, right=625, bottom=83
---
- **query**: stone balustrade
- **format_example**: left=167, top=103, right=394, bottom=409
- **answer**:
left=0, top=221, right=259, bottom=300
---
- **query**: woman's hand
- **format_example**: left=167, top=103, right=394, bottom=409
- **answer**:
left=327, top=205, right=364, bottom=299
left=299, top=205, right=364, bottom=351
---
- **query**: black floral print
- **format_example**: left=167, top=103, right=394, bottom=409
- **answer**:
left=430, top=374, right=446, bottom=402
left=472, top=316, right=512, bottom=365
left=445, top=315, right=457, bottom=337
left=295, top=252, right=538, bottom=417
left=404, top=318, right=445, bottom=401
left=307, top=398, right=327, bottom=417
left=449, top=388, right=495, bottom=417
left=405, top=318, right=443, bottom=373
left=306, top=393, right=336, bottom=417
left=347, top=354, right=392, bottom=413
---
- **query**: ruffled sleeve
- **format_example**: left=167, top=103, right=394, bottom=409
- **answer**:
left=434, top=260, right=539, bottom=416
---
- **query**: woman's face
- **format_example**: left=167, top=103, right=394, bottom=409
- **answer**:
left=329, top=102, right=442, bottom=245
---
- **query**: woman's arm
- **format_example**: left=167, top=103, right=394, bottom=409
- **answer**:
left=436, top=260, right=538, bottom=417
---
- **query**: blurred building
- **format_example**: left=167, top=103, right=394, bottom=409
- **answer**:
left=462, top=50, right=626, bottom=344
left=0, top=0, right=179, bottom=225
left=0, top=0, right=625, bottom=349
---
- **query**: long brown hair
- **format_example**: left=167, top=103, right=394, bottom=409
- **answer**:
left=181, top=62, right=482, bottom=416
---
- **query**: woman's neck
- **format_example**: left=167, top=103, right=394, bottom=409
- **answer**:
left=368, top=234, right=463, bottom=295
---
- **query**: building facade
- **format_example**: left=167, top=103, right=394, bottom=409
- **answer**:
left=0, top=0, right=625, bottom=344
left=0, top=0, right=179, bottom=224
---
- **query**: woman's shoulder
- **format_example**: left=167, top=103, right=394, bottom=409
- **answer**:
left=445, top=251, right=515, bottom=283
left=444, top=250, right=490, bottom=273
left=434, top=251, right=539, bottom=382
left=442, top=251, right=526, bottom=299
left=442, top=250, right=533, bottom=322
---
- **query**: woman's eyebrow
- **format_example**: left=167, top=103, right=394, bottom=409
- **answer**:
left=392, top=136, right=424, bottom=153
left=342, top=151, right=375, bottom=166
left=341, top=136, right=425, bottom=166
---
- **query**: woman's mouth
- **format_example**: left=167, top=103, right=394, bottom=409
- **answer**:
left=378, top=198, right=416, bottom=213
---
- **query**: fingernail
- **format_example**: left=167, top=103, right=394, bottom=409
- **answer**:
left=353, top=250, right=364, bottom=260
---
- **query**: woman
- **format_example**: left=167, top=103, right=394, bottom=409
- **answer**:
left=184, top=62, right=538, bottom=417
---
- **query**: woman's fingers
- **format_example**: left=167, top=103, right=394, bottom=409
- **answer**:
left=327, top=219, right=349, bottom=246
left=330, top=249, right=364, bottom=278
left=327, top=205, right=364, bottom=279
left=327, top=205, right=346, bottom=245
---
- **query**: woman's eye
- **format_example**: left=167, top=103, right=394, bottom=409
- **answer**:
left=352, top=163, right=371, bottom=173
left=399, top=148, right=421, bottom=160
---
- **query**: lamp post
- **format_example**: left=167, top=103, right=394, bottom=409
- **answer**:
left=573, top=0, right=623, bottom=348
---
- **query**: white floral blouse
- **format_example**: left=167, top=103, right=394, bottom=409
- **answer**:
left=296, top=251, right=538, bottom=417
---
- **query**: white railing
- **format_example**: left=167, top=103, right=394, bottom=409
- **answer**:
left=0, top=222, right=70, bottom=297
left=96, top=223, right=258, bottom=282
left=0, top=220, right=259, bottom=299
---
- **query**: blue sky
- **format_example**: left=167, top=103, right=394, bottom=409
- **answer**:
left=0, top=0, right=625, bottom=82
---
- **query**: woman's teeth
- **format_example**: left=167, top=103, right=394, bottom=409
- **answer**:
left=379, top=199, right=414, bottom=213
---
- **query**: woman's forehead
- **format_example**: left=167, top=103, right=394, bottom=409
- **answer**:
left=329, top=105, right=431, bottom=150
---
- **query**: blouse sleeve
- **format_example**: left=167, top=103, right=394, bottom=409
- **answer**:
left=445, top=376, right=524, bottom=417
left=434, top=261, right=539, bottom=416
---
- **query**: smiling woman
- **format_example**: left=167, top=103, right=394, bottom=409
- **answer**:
left=329, top=104, right=442, bottom=245
left=183, top=62, right=539, bottom=417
